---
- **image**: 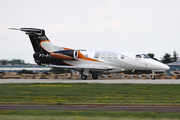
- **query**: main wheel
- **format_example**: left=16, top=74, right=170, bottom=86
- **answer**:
left=151, top=75, right=155, bottom=80
left=81, top=75, right=87, bottom=80
left=92, top=74, right=99, bottom=79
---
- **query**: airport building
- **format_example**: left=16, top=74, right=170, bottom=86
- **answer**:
left=0, top=65, right=51, bottom=73
left=167, top=61, right=180, bottom=74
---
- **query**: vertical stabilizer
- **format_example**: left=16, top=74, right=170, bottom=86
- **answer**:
left=10, top=28, right=55, bottom=53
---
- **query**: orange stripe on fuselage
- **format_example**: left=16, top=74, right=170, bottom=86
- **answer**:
left=41, top=40, right=50, bottom=42
left=39, top=40, right=51, bottom=53
left=62, top=47, right=102, bottom=62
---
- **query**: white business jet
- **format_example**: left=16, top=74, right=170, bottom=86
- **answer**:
left=10, top=28, right=169, bottom=80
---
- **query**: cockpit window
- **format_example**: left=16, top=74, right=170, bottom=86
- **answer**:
left=135, top=54, right=142, bottom=58
left=141, top=54, right=151, bottom=59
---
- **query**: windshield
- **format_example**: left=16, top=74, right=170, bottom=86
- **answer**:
left=141, top=54, right=151, bottom=59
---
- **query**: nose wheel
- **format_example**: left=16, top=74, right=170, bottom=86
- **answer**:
left=151, top=75, right=155, bottom=80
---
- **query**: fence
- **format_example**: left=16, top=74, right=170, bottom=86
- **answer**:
left=0, top=73, right=180, bottom=79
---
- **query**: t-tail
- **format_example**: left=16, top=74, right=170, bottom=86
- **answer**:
left=10, top=28, right=78, bottom=65
left=10, top=28, right=55, bottom=53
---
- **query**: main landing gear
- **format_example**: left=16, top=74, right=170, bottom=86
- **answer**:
left=92, top=74, right=99, bottom=79
left=81, top=69, right=89, bottom=80
left=80, top=69, right=99, bottom=80
left=81, top=75, right=87, bottom=80
left=80, top=74, right=99, bottom=80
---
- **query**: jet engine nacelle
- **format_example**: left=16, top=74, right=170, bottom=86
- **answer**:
left=50, top=50, right=78, bottom=60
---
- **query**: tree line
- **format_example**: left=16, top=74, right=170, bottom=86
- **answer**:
left=148, top=51, right=178, bottom=64
left=0, top=59, right=26, bottom=65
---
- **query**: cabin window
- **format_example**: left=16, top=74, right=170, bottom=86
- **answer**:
left=94, top=53, right=100, bottom=60
left=85, top=54, right=88, bottom=58
left=114, top=55, right=118, bottom=59
left=121, top=55, right=124, bottom=59
left=108, top=55, right=112, bottom=59
left=101, top=54, right=105, bottom=58
left=135, top=54, right=142, bottom=58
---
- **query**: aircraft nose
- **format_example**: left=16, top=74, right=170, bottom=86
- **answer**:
left=160, top=63, right=170, bottom=70
left=165, top=65, right=170, bottom=70
left=147, top=59, right=170, bottom=71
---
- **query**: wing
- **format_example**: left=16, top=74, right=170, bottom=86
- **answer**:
left=49, top=65, right=108, bottom=71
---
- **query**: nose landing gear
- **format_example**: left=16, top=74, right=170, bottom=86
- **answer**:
left=151, top=75, right=155, bottom=80
left=151, top=71, right=155, bottom=80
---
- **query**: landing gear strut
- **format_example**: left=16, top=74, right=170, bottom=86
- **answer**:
left=151, top=71, right=155, bottom=80
left=92, top=74, right=99, bottom=79
left=81, top=69, right=89, bottom=80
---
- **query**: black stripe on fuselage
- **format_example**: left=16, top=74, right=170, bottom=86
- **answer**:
left=33, top=52, right=71, bottom=66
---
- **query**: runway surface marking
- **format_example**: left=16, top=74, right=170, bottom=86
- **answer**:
left=0, top=79, right=180, bottom=84
left=0, top=105, right=180, bottom=112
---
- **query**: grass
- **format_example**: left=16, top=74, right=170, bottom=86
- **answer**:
left=0, top=83, right=180, bottom=104
left=0, top=83, right=180, bottom=120
left=0, top=110, right=180, bottom=120
left=1, top=116, right=178, bottom=120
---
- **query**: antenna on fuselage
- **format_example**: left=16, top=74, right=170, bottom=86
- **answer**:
left=9, top=28, right=20, bottom=30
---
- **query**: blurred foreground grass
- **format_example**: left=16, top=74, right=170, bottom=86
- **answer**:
left=0, top=110, right=180, bottom=120
left=0, top=83, right=180, bottom=104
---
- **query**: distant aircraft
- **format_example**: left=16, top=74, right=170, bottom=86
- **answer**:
left=10, top=28, right=169, bottom=80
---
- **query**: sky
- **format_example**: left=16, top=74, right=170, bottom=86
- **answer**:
left=0, top=0, right=180, bottom=63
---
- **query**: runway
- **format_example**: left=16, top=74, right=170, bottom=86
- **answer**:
left=0, top=79, right=180, bottom=84
left=0, top=104, right=180, bottom=112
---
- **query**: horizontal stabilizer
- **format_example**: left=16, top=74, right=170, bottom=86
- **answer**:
left=10, top=28, right=44, bottom=35
left=10, top=27, right=51, bottom=53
